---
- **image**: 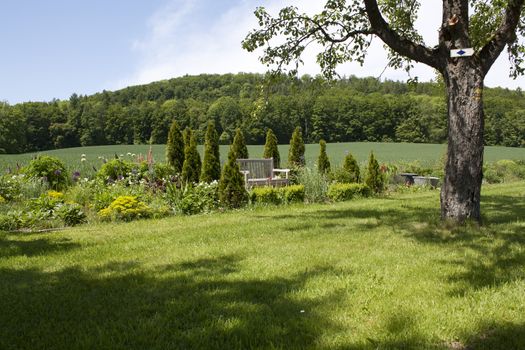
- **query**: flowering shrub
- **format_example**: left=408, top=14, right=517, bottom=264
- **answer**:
left=0, top=175, right=22, bottom=201
left=98, top=195, right=152, bottom=221
left=24, top=155, right=68, bottom=190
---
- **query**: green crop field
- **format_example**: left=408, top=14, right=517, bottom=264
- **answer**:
left=1, top=142, right=525, bottom=174
left=1, top=182, right=525, bottom=349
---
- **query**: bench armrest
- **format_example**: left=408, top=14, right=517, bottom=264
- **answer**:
left=273, top=168, right=290, bottom=179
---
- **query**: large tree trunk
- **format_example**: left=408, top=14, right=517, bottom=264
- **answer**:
left=440, top=61, right=485, bottom=223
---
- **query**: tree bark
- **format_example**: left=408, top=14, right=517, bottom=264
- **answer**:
left=441, top=60, right=485, bottom=223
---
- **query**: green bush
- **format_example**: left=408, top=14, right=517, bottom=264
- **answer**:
left=250, top=185, right=305, bottom=205
left=327, top=183, right=371, bottom=202
left=24, top=155, right=68, bottom=190
left=250, top=187, right=282, bottom=205
left=97, top=159, right=133, bottom=182
left=484, top=159, right=525, bottom=184
left=98, top=195, right=152, bottom=221
left=281, top=185, right=305, bottom=203
left=55, top=203, right=86, bottom=226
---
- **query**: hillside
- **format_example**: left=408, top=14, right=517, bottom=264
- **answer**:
left=1, top=73, right=524, bottom=154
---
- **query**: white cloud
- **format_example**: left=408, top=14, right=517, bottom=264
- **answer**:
left=117, top=0, right=524, bottom=89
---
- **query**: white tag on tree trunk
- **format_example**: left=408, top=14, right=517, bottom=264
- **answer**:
left=450, top=48, right=474, bottom=57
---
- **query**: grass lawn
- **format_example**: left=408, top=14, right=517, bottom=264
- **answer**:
left=1, top=182, right=525, bottom=349
left=2, top=142, right=525, bottom=174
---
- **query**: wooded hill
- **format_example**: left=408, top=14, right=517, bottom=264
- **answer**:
left=1, top=73, right=524, bottom=154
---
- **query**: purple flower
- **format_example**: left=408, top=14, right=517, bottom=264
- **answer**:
left=54, top=169, right=62, bottom=176
left=72, top=171, right=81, bottom=182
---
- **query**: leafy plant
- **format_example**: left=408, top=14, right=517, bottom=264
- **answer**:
left=55, top=203, right=86, bottom=226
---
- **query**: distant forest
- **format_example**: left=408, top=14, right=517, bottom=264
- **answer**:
left=1, top=73, right=524, bottom=154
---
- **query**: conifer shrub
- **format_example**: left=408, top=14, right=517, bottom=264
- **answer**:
left=231, top=128, right=249, bottom=159
left=200, top=121, right=221, bottom=183
left=288, top=126, right=305, bottom=168
left=24, top=155, right=68, bottom=190
left=327, top=183, right=371, bottom=202
left=181, top=129, right=201, bottom=183
left=331, top=153, right=361, bottom=184
left=219, top=150, right=248, bottom=208
left=365, top=152, right=385, bottom=193
left=317, top=139, right=330, bottom=174
left=166, top=120, right=185, bottom=173
left=263, top=129, right=280, bottom=168
left=219, top=131, right=231, bottom=145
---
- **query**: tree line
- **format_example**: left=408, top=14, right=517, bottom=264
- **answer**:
left=1, top=73, right=524, bottom=154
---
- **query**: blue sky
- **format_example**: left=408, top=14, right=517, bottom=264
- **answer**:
left=1, top=0, right=524, bottom=104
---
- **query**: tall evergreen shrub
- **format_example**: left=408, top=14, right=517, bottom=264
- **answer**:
left=219, top=148, right=248, bottom=208
left=166, top=120, right=185, bottom=173
left=288, top=126, right=305, bottom=167
left=231, top=128, right=249, bottom=160
left=365, top=152, right=384, bottom=193
left=181, top=129, right=201, bottom=183
left=263, top=129, right=280, bottom=168
left=200, top=121, right=221, bottom=182
left=317, top=139, right=330, bottom=174
left=343, top=153, right=360, bottom=183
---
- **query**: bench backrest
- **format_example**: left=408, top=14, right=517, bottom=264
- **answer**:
left=237, top=158, right=274, bottom=179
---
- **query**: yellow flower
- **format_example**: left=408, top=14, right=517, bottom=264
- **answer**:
left=47, top=190, right=64, bottom=199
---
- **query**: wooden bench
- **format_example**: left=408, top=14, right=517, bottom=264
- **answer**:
left=236, top=158, right=290, bottom=188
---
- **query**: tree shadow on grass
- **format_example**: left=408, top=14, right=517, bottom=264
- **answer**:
left=0, top=255, right=345, bottom=350
left=0, top=233, right=80, bottom=258
left=262, top=194, right=525, bottom=294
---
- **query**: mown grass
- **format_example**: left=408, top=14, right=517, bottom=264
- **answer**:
left=1, top=142, right=525, bottom=173
left=1, top=182, right=524, bottom=349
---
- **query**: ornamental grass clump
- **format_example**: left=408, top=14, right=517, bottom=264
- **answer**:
left=98, top=195, right=152, bottom=221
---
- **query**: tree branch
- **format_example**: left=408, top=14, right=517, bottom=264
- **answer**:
left=479, top=0, right=525, bottom=75
left=363, top=0, right=442, bottom=70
